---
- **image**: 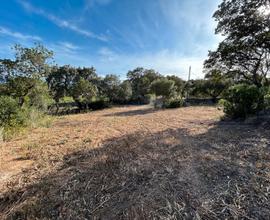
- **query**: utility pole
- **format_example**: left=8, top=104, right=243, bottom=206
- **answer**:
left=186, top=66, right=191, bottom=100
left=188, top=66, right=191, bottom=81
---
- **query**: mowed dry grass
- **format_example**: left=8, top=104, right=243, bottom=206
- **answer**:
left=0, top=105, right=270, bottom=219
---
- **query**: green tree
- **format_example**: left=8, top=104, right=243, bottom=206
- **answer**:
left=203, top=70, right=230, bottom=102
left=101, top=74, right=121, bottom=102
left=127, top=67, right=161, bottom=102
left=47, top=65, right=77, bottom=108
left=0, top=44, right=53, bottom=106
left=166, top=75, right=185, bottom=97
left=116, top=81, right=132, bottom=104
left=71, top=77, right=97, bottom=110
left=204, top=0, right=270, bottom=88
left=151, top=78, right=175, bottom=99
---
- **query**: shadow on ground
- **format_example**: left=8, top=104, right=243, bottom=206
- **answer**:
left=104, top=107, right=160, bottom=117
left=1, top=121, right=270, bottom=219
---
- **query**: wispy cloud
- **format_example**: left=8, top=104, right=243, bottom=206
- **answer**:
left=58, top=42, right=79, bottom=51
left=0, top=26, right=42, bottom=41
left=18, top=0, right=108, bottom=41
left=52, top=46, right=208, bottom=79
left=98, top=47, right=118, bottom=61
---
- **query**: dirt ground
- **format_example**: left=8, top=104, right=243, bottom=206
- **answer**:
left=0, top=105, right=269, bottom=219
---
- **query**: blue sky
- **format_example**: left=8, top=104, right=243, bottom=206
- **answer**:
left=0, top=0, right=222, bottom=79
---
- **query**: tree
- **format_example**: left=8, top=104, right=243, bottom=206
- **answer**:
left=47, top=65, right=77, bottom=111
left=0, top=44, right=53, bottom=106
left=203, top=69, right=230, bottom=102
left=71, top=78, right=97, bottom=110
left=127, top=67, right=161, bottom=102
left=188, top=79, right=207, bottom=98
left=101, top=74, right=121, bottom=102
left=166, top=75, right=185, bottom=97
left=116, top=81, right=132, bottom=103
left=151, top=78, right=175, bottom=99
left=204, top=0, right=270, bottom=88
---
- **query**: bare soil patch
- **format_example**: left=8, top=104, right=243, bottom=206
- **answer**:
left=0, top=105, right=269, bottom=219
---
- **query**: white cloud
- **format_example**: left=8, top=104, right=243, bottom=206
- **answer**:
left=58, top=42, right=79, bottom=51
left=98, top=47, right=118, bottom=61
left=18, top=0, right=108, bottom=41
left=52, top=46, right=209, bottom=79
left=0, top=26, right=42, bottom=41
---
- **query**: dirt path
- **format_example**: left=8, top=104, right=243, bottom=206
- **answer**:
left=1, top=105, right=269, bottom=219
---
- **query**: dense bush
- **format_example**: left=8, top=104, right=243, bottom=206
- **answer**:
left=164, top=97, right=184, bottom=109
left=0, top=96, right=27, bottom=140
left=0, top=96, right=26, bottom=127
left=150, top=78, right=175, bottom=98
left=88, top=98, right=111, bottom=110
left=221, top=84, right=264, bottom=118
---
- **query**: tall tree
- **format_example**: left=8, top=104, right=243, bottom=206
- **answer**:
left=204, top=0, right=270, bottom=87
left=166, top=75, right=185, bottom=97
left=127, top=67, right=161, bottom=102
left=0, top=44, right=53, bottom=106
left=46, top=65, right=76, bottom=109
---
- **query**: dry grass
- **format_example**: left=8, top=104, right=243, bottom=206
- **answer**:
left=0, top=105, right=269, bottom=219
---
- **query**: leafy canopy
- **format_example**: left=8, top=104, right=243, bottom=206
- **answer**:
left=204, top=0, right=270, bottom=87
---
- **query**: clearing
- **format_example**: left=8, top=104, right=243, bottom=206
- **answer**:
left=0, top=105, right=270, bottom=219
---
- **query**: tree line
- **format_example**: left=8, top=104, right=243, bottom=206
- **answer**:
left=0, top=0, right=270, bottom=140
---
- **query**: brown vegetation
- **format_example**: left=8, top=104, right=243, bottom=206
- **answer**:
left=0, top=106, right=270, bottom=219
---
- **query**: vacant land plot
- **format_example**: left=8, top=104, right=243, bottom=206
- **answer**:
left=0, top=106, right=270, bottom=219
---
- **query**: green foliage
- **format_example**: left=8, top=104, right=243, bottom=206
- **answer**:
left=127, top=67, right=161, bottom=102
left=150, top=78, right=175, bottom=98
left=0, top=96, right=27, bottom=140
left=114, top=81, right=132, bottom=104
left=204, top=0, right=270, bottom=87
left=143, top=94, right=155, bottom=105
left=0, top=44, right=53, bottom=106
left=204, top=70, right=230, bottom=101
left=60, top=96, right=74, bottom=103
left=101, top=74, right=121, bottom=102
left=71, top=78, right=97, bottom=109
left=164, top=97, right=184, bottom=109
left=0, top=96, right=26, bottom=127
left=166, top=75, right=185, bottom=96
left=27, top=81, right=53, bottom=111
left=24, top=107, right=53, bottom=129
left=188, top=79, right=207, bottom=98
left=88, top=98, right=110, bottom=110
left=221, top=84, right=264, bottom=118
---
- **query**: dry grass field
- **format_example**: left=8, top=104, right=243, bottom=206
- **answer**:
left=0, top=105, right=270, bottom=219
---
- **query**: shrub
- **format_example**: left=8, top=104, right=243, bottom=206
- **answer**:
left=0, top=96, right=26, bottom=127
left=88, top=98, right=110, bottom=110
left=25, top=107, right=53, bottom=128
left=164, top=97, right=184, bottom=109
left=221, top=84, right=264, bottom=118
left=0, top=96, right=27, bottom=140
